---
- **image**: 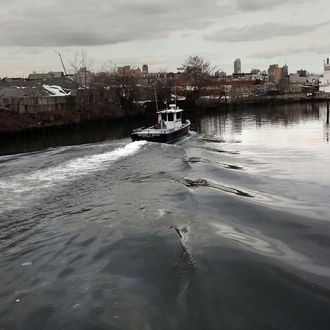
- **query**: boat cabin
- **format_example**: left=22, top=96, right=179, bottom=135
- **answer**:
left=157, top=104, right=183, bottom=130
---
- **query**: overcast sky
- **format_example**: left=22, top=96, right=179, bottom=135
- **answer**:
left=1, top=0, right=330, bottom=77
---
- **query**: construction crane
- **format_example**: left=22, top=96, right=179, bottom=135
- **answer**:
left=54, top=51, right=68, bottom=76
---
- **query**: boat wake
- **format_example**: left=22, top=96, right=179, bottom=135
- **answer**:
left=0, top=141, right=147, bottom=214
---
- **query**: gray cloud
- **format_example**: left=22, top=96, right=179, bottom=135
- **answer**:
left=234, top=0, right=293, bottom=11
left=234, top=0, right=319, bottom=11
left=0, top=0, right=228, bottom=47
left=0, top=0, right=315, bottom=48
left=249, top=43, right=330, bottom=59
left=204, top=21, right=330, bottom=43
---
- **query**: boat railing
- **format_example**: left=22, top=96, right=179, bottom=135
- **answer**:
left=144, top=128, right=171, bottom=134
left=132, top=127, right=145, bottom=133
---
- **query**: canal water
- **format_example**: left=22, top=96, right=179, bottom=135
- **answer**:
left=0, top=103, right=329, bottom=329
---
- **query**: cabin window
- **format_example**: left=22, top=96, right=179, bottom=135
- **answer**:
left=177, top=112, right=181, bottom=120
left=161, top=113, right=167, bottom=121
left=168, top=113, right=174, bottom=121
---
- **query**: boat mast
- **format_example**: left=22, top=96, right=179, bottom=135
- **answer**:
left=174, top=81, right=177, bottom=107
left=154, top=87, right=159, bottom=112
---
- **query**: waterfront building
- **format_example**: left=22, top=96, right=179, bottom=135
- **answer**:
left=267, top=64, right=282, bottom=84
left=117, top=66, right=142, bottom=77
left=74, top=67, right=93, bottom=87
left=320, top=58, right=330, bottom=93
left=214, top=70, right=226, bottom=78
left=288, top=70, right=319, bottom=93
left=297, top=69, right=307, bottom=77
left=28, top=71, right=64, bottom=80
left=250, top=68, right=260, bottom=75
left=281, top=65, right=288, bottom=77
left=234, top=58, right=241, bottom=74
left=289, top=71, right=319, bottom=84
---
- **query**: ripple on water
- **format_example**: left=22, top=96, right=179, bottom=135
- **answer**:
left=184, top=156, right=244, bottom=170
left=177, top=177, right=254, bottom=198
left=210, top=222, right=330, bottom=278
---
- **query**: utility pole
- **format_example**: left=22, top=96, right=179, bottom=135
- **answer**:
left=54, top=51, right=68, bottom=76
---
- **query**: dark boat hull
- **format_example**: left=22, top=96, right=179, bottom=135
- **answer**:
left=131, top=124, right=190, bottom=143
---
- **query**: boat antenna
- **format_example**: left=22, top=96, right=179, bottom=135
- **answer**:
left=154, top=86, right=159, bottom=112
left=174, top=80, right=177, bottom=107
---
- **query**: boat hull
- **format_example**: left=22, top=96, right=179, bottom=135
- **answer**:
left=131, top=124, right=190, bottom=143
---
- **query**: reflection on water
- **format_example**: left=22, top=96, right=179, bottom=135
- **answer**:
left=1, top=103, right=328, bottom=156
left=211, top=221, right=302, bottom=257
left=211, top=221, right=330, bottom=278
left=198, top=103, right=328, bottom=145
left=325, top=125, right=330, bottom=143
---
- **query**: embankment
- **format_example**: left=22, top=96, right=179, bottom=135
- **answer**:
left=0, top=103, right=145, bottom=137
left=197, top=93, right=330, bottom=111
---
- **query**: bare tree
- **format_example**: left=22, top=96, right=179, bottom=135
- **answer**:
left=70, top=49, right=94, bottom=74
left=70, top=50, right=95, bottom=89
left=148, top=70, right=171, bottom=107
left=180, top=56, right=216, bottom=91
left=111, top=70, right=139, bottom=109
left=90, top=70, right=115, bottom=106
left=91, top=65, right=140, bottom=109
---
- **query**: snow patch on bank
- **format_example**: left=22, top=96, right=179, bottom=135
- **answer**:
left=43, top=84, right=71, bottom=96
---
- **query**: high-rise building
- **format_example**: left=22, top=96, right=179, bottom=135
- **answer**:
left=142, top=64, right=148, bottom=74
left=268, top=64, right=282, bottom=83
left=234, top=58, right=241, bottom=74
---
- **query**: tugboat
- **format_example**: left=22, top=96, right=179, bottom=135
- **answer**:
left=131, top=104, right=190, bottom=143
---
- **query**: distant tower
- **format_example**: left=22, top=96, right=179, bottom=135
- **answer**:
left=142, top=64, right=148, bottom=74
left=320, top=58, right=330, bottom=92
left=234, top=58, right=241, bottom=74
left=324, top=58, right=330, bottom=71
left=281, top=64, right=288, bottom=77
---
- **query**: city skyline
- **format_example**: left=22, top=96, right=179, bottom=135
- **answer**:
left=1, top=0, right=330, bottom=77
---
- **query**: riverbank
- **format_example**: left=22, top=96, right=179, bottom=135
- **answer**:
left=1, top=93, right=329, bottom=137
left=198, top=92, right=330, bottom=110
left=0, top=103, right=145, bottom=137
left=0, top=112, right=152, bottom=156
